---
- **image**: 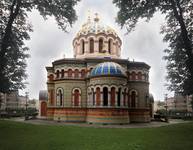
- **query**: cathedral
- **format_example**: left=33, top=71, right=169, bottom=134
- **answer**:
left=39, top=13, right=154, bottom=124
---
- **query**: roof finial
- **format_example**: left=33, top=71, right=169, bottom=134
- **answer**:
left=94, top=13, right=99, bottom=22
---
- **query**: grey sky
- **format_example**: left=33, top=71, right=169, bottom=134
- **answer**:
left=22, top=0, right=171, bottom=100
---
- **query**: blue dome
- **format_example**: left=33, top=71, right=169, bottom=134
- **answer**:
left=90, top=62, right=126, bottom=77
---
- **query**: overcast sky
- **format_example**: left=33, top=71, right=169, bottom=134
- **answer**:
left=22, top=0, right=172, bottom=101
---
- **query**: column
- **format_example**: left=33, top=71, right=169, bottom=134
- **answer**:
left=72, top=94, right=74, bottom=106
left=94, top=92, right=96, bottom=107
left=125, top=93, right=128, bottom=107
left=121, top=91, right=124, bottom=107
left=108, top=91, right=111, bottom=107
left=85, top=41, right=89, bottom=54
left=94, top=40, right=98, bottom=53
left=78, top=93, right=81, bottom=107
left=87, top=93, right=90, bottom=107
left=100, top=92, right=103, bottom=106
left=115, top=90, right=118, bottom=107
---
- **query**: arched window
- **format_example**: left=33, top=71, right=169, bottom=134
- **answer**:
left=81, top=69, right=86, bottom=78
left=74, top=89, right=80, bottom=106
left=72, top=88, right=81, bottom=106
left=56, top=70, right=60, bottom=78
left=108, top=39, right=112, bottom=54
left=48, top=74, right=54, bottom=81
left=92, top=88, right=95, bottom=106
left=117, top=88, right=121, bottom=106
left=99, top=38, right=103, bottom=53
left=128, top=90, right=130, bottom=107
left=96, top=87, right=100, bottom=106
left=111, top=87, right=115, bottom=106
left=74, top=69, right=79, bottom=78
left=61, top=69, right=64, bottom=78
left=123, top=89, right=127, bottom=106
left=131, top=72, right=136, bottom=80
left=138, top=72, right=142, bottom=80
left=131, top=91, right=137, bottom=107
left=81, top=40, right=85, bottom=54
left=68, top=69, right=72, bottom=77
left=103, top=87, right=108, bottom=106
left=56, top=88, right=63, bottom=106
left=89, top=38, right=94, bottom=53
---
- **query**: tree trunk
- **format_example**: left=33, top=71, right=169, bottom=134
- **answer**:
left=169, top=0, right=193, bottom=82
left=0, top=0, right=21, bottom=92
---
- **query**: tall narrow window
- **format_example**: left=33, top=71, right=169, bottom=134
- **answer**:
left=103, top=87, right=108, bottom=106
left=74, top=89, right=80, bottom=106
left=81, top=69, right=85, bottom=78
left=123, top=89, right=127, bottom=106
left=111, top=87, right=115, bottom=106
left=92, top=88, right=95, bottom=106
left=61, top=69, right=64, bottom=78
left=108, top=39, right=112, bottom=54
left=131, top=91, right=136, bottom=107
left=138, top=72, right=142, bottom=80
left=56, top=88, right=63, bottom=106
left=49, top=74, right=54, bottom=81
left=117, top=88, right=121, bottom=106
left=131, top=72, right=136, bottom=80
left=74, top=69, right=79, bottom=78
left=90, top=38, right=94, bottom=53
left=81, top=40, right=85, bottom=54
left=68, top=69, right=72, bottom=77
left=96, top=87, right=100, bottom=106
left=99, top=39, right=103, bottom=53
left=56, top=70, right=60, bottom=78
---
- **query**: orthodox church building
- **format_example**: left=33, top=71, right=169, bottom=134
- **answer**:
left=39, top=14, right=154, bottom=124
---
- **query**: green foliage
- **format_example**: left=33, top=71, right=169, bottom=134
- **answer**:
left=0, top=0, right=80, bottom=93
left=0, top=120, right=193, bottom=150
left=113, top=0, right=193, bottom=95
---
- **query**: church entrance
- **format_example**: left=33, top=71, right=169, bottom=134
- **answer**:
left=41, top=101, right=47, bottom=116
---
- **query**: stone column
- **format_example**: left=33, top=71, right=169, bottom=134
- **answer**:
left=94, top=92, right=97, bottom=107
left=87, top=93, right=90, bottom=107
left=115, top=90, right=118, bottom=107
left=121, top=91, right=124, bottom=107
left=78, top=94, right=81, bottom=107
left=72, top=94, right=74, bottom=106
left=108, top=92, right=111, bottom=107
left=94, top=40, right=99, bottom=53
left=125, top=93, right=128, bottom=107
left=85, top=41, right=89, bottom=54
left=100, top=92, right=103, bottom=106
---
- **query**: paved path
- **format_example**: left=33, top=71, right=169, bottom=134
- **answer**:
left=3, top=117, right=192, bottom=128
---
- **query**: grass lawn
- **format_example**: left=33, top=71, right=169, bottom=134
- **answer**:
left=0, top=120, right=193, bottom=150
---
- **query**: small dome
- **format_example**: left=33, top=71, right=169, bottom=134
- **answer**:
left=90, top=62, right=127, bottom=78
left=39, top=90, right=48, bottom=101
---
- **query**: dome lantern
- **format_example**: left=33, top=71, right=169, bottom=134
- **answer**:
left=73, top=13, right=122, bottom=59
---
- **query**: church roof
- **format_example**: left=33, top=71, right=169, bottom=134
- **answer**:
left=39, top=90, right=48, bottom=101
left=76, top=13, right=119, bottom=39
left=90, top=62, right=127, bottom=78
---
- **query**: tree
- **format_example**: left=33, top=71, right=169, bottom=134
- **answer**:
left=0, top=0, right=80, bottom=93
left=113, top=0, right=193, bottom=95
